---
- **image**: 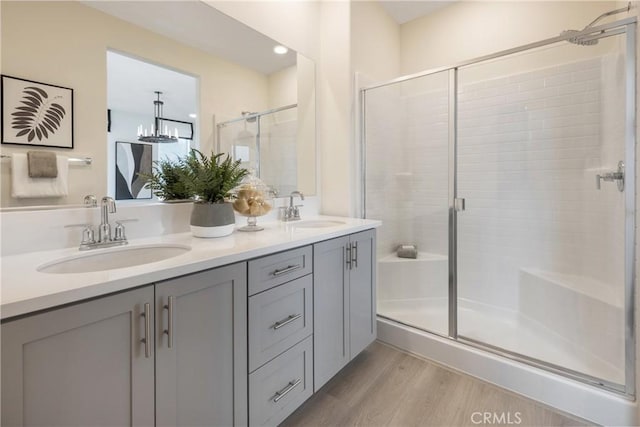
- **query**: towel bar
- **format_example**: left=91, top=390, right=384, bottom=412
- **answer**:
left=0, top=154, right=92, bottom=166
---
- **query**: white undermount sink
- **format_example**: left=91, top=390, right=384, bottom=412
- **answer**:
left=38, top=244, right=192, bottom=274
left=293, top=220, right=346, bottom=228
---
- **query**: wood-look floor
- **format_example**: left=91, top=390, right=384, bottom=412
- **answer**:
left=282, top=341, right=593, bottom=427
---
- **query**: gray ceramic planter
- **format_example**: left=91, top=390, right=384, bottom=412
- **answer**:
left=190, top=202, right=235, bottom=238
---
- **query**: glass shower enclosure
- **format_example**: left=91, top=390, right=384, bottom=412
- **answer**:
left=217, top=104, right=298, bottom=196
left=362, top=17, right=636, bottom=396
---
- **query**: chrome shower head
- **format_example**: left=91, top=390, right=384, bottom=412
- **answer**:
left=561, top=29, right=599, bottom=46
left=242, top=111, right=257, bottom=123
left=561, top=2, right=632, bottom=46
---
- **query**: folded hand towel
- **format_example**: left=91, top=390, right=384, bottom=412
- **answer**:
left=11, top=153, right=69, bottom=198
left=27, top=150, right=58, bottom=178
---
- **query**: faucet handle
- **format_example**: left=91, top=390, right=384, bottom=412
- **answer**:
left=114, top=219, right=137, bottom=241
left=83, top=194, right=97, bottom=207
left=278, top=206, right=290, bottom=220
left=65, top=223, right=95, bottom=245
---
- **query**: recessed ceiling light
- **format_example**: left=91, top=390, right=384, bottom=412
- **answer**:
left=189, top=113, right=197, bottom=118
left=273, top=45, right=288, bottom=55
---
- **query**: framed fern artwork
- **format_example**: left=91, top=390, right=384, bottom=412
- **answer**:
left=1, top=75, right=74, bottom=149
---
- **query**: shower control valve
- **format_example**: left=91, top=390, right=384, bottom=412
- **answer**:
left=596, top=161, right=625, bottom=192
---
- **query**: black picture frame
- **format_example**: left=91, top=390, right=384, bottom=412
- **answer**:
left=1, top=75, right=74, bottom=149
left=115, top=141, right=152, bottom=200
left=160, top=117, right=194, bottom=140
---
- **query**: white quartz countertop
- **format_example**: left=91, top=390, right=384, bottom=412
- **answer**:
left=1, top=216, right=380, bottom=320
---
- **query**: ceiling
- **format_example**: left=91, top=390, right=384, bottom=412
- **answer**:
left=84, top=1, right=297, bottom=75
left=378, top=1, right=456, bottom=24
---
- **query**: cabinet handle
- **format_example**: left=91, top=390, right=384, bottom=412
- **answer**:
left=163, top=296, right=174, bottom=349
left=141, top=303, right=151, bottom=358
left=273, top=264, right=301, bottom=276
left=272, top=379, right=301, bottom=403
left=352, top=242, right=358, bottom=269
left=272, top=313, right=302, bottom=330
left=346, top=244, right=352, bottom=270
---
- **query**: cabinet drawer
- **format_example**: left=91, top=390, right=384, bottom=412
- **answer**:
left=249, top=275, right=312, bottom=372
left=249, top=336, right=313, bottom=427
left=248, top=246, right=312, bottom=295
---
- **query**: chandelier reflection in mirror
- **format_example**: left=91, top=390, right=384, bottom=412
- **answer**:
left=138, top=91, right=179, bottom=144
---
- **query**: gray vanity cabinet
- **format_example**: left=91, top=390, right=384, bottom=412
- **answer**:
left=313, top=229, right=377, bottom=392
left=1, top=285, right=156, bottom=427
left=155, top=262, right=248, bottom=427
left=1, top=262, right=247, bottom=427
left=1, top=227, right=378, bottom=427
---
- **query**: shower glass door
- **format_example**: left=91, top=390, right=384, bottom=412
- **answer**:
left=217, top=118, right=259, bottom=173
left=258, top=107, right=298, bottom=196
left=365, top=70, right=450, bottom=336
left=456, top=32, right=628, bottom=387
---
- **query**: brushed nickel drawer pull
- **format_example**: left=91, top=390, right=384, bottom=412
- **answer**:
left=273, top=264, right=301, bottom=276
left=141, top=303, right=151, bottom=358
left=273, top=378, right=302, bottom=403
left=273, top=313, right=302, bottom=330
left=352, top=242, right=358, bottom=269
left=163, top=296, right=174, bottom=349
left=346, top=245, right=352, bottom=270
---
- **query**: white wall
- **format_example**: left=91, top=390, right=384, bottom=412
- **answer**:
left=351, top=1, right=401, bottom=83
left=318, top=1, right=352, bottom=215
left=209, top=0, right=355, bottom=215
left=400, top=1, right=626, bottom=74
left=268, top=65, right=297, bottom=109
left=297, top=54, right=317, bottom=196
left=0, top=1, right=268, bottom=207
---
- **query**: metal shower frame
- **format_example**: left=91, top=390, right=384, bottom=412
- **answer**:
left=216, top=103, right=298, bottom=179
left=360, top=17, right=637, bottom=397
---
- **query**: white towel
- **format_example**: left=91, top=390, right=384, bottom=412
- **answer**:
left=11, top=153, right=69, bottom=198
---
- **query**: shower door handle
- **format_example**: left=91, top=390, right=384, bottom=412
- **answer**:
left=454, top=198, right=466, bottom=212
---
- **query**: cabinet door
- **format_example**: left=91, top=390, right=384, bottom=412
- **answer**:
left=1, top=286, right=155, bottom=427
left=155, top=262, right=248, bottom=427
left=349, top=229, right=377, bottom=358
left=313, top=235, right=350, bottom=392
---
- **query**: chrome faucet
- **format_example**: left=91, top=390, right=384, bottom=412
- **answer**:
left=66, top=196, right=137, bottom=250
left=99, top=197, right=117, bottom=243
left=283, top=191, right=304, bottom=221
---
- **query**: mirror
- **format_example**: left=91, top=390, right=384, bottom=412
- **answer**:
left=0, top=0, right=316, bottom=209
left=106, top=51, right=198, bottom=200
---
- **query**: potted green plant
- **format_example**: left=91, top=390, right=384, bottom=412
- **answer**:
left=182, top=149, right=248, bottom=238
left=140, top=158, right=193, bottom=202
